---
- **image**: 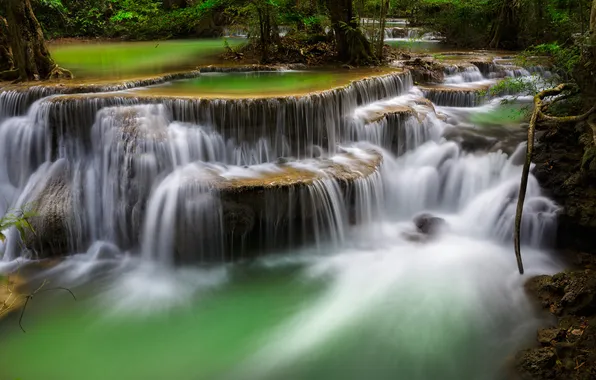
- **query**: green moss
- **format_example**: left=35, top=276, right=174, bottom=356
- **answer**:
left=581, top=146, right=596, bottom=172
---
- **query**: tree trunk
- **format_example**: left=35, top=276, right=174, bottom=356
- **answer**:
left=591, top=0, right=596, bottom=44
left=326, top=0, right=373, bottom=64
left=489, top=0, right=519, bottom=49
left=5, top=0, right=72, bottom=81
left=0, top=16, right=14, bottom=72
left=376, top=0, right=389, bottom=60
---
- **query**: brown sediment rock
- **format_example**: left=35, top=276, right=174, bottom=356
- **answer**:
left=0, top=274, right=25, bottom=319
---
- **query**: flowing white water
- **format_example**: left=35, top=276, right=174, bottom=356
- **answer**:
left=0, top=62, right=562, bottom=380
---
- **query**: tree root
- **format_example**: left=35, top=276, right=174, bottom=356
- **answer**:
left=514, top=84, right=596, bottom=274
left=0, top=68, right=19, bottom=81
left=47, top=65, right=73, bottom=80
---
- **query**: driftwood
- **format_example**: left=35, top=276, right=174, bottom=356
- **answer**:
left=514, top=84, right=596, bottom=274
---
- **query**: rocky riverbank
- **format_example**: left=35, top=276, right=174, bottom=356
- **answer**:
left=515, top=110, right=596, bottom=379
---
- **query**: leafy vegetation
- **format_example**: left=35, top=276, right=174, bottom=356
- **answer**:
left=518, top=42, right=581, bottom=78
left=0, top=207, right=36, bottom=246
left=391, top=0, right=594, bottom=50
left=1, top=0, right=595, bottom=77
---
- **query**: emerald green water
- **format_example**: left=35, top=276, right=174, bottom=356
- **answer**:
left=133, top=69, right=393, bottom=98
left=469, top=102, right=528, bottom=126
left=0, top=236, right=549, bottom=380
left=50, top=39, right=245, bottom=79
left=0, top=264, right=324, bottom=380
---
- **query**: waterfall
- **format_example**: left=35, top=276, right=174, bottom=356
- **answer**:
left=421, top=88, right=482, bottom=107
left=444, top=66, right=484, bottom=84
left=0, top=64, right=557, bottom=267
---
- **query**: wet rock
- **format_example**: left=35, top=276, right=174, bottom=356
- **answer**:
left=517, top=270, right=596, bottom=379
left=515, top=347, right=557, bottom=379
left=470, top=61, right=496, bottom=76
left=286, top=63, right=307, bottom=70
left=420, top=86, right=485, bottom=107
left=526, top=271, right=596, bottom=317
left=533, top=121, right=596, bottom=253
left=24, top=176, right=73, bottom=258
left=403, top=58, right=444, bottom=84
left=537, top=328, right=564, bottom=345
left=222, top=201, right=256, bottom=237
left=443, top=127, right=497, bottom=153
left=413, top=213, right=446, bottom=235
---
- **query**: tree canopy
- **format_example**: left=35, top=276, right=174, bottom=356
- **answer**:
left=1, top=0, right=595, bottom=80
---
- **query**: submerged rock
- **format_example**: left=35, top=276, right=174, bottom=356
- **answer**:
left=413, top=213, right=447, bottom=236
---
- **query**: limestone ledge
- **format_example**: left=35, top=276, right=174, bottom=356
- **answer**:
left=2, top=66, right=406, bottom=100
left=360, top=105, right=415, bottom=124
left=25, top=150, right=384, bottom=259
left=41, top=69, right=407, bottom=101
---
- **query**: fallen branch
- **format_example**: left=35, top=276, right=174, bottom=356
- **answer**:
left=18, top=279, right=76, bottom=333
left=514, top=84, right=596, bottom=274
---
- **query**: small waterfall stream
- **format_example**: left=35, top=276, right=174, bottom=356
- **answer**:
left=0, top=61, right=561, bottom=380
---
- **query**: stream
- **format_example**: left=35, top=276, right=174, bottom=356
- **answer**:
left=0, top=51, right=561, bottom=380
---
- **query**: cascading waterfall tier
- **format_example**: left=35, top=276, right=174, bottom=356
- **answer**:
left=20, top=102, right=385, bottom=262
left=0, top=70, right=413, bottom=263
left=0, top=71, right=202, bottom=121
left=0, top=61, right=558, bottom=266
left=24, top=71, right=413, bottom=160
left=420, top=86, right=486, bottom=107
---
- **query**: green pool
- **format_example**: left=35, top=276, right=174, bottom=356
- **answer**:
left=132, top=69, right=397, bottom=98
left=50, top=39, right=246, bottom=79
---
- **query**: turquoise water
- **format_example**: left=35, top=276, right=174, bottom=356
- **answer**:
left=0, top=232, right=555, bottom=380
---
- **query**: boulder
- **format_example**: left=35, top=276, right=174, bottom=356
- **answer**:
left=413, top=213, right=447, bottom=236
left=24, top=175, right=73, bottom=258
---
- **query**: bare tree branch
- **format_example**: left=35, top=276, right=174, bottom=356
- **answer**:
left=514, top=84, right=596, bottom=275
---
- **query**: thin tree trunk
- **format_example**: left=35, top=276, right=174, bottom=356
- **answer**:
left=5, top=0, right=72, bottom=81
left=489, top=0, right=519, bottom=49
left=489, top=1, right=506, bottom=48
left=377, top=0, right=389, bottom=60
left=591, top=0, right=596, bottom=44
left=0, top=16, right=14, bottom=72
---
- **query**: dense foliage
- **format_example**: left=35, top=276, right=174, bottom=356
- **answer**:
left=392, top=0, right=594, bottom=50
left=1, top=0, right=595, bottom=73
left=28, top=0, right=593, bottom=51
